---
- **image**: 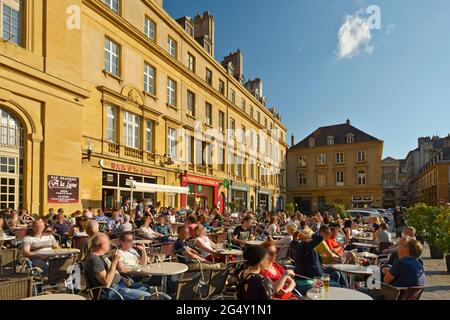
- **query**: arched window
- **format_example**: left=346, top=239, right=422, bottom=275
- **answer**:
left=0, top=108, right=23, bottom=210
left=346, top=133, right=355, bottom=144
left=327, top=136, right=334, bottom=145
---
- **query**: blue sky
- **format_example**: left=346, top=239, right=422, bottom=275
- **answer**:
left=164, top=0, right=450, bottom=159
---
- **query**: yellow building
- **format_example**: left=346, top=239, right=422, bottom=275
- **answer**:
left=0, top=0, right=287, bottom=215
left=414, top=148, right=450, bottom=206
left=287, top=120, right=383, bottom=213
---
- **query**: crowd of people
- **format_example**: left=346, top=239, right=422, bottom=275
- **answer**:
left=0, top=203, right=426, bottom=300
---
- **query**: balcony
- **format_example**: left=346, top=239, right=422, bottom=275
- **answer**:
left=108, top=143, right=120, bottom=155
left=124, top=147, right=143, bottom=160
left=196, top=165, right=207, bottom=175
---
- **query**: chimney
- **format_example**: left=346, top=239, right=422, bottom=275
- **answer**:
left=291, top=134, right=295, bottom=147
left=193, top=12, right=215, bottom=56
left=346, top=119, right=351, bottom=125
left=244, top=78, right=265, bottom=104
left=222, top=50, right=244, bottom=83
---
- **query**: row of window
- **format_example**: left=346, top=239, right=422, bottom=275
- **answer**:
left=298, top=170, right=367, bottom=187
left=308, top=133, right=355, bottom=147
left=101, top=0, right=283, bottom=140
left=106, top=104, right=283, bottom=167
left=298, top=150, right=367, bottom=166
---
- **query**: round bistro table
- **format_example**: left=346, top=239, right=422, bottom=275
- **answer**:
left=307, top=287, right=373, bottom=300
left=141, top=262, right=188, bottom=293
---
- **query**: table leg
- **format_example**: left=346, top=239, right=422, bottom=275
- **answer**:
left=161, top=275, right=167, bottom=293
left=349, top=274, right=356, bottom=289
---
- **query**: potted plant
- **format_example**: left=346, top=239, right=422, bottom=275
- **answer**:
left=407, top=204, right=444, bottom=259
left=435, top=207, right=450, bottom=272
left=333, top=203, right=347, bottom=219
left=285, top=202, right=295, bottom=215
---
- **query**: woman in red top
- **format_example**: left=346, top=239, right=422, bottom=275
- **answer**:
left=260, top=241, right=297, bottom=300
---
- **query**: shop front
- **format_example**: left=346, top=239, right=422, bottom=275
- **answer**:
left=230, top=183, right=250, bottom=212
left=257, top=190, right=270, bottom=211
left=100, top=160, right=159, bottom=210
left=181, top=175, right=220, bottom=210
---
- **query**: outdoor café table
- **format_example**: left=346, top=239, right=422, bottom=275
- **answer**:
left=358, top=251, right=378, bottom=260
left=306, top=287, right=373, bottom=300
left=0, top=235, right=16, bottom=248
left=22, top=294, right=86, bottom=301
left=326, top=264, right=378, bottom=289
left=141, top=262, right=188, bottom=293
left=244, top=240, right=264, bottom=246
left=34, top=248, right=80, bottom=257
left=133, top=239, right=154, bottom=245
left=352, top=242, right=378, bottom=253
left=215, top=248, right=243, bottom=264
left=352, top=235, right=374, bottom=242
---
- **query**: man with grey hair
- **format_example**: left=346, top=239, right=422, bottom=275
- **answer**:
left=84, top=233, right=151, bottom=300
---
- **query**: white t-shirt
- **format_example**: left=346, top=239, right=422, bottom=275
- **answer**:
left=195, top=236, right=214, bottom=258
left=23, top=234, right=58, bottom=252
left=266, top=224, right=278, bottom=235
left=168, top=215, right=176, bottom=224
left=119, top=248, right=141, bottom=272
left=139, top=226, right=160, bottom=240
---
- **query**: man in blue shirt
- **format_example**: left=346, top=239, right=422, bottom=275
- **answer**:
left=383, top=238, right=426, bottom=288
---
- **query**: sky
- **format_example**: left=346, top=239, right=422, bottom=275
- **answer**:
left=164, top=0, right=450, bottom=159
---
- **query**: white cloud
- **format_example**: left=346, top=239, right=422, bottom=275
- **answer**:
left=386, top=24, right=396, bottom=35
left=336, top=14, right=373, bottom=59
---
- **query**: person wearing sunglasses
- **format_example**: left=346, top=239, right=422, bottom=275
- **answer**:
left=260, top=241, right=297, bottom=300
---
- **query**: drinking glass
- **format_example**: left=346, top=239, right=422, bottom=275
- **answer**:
left=312, top=277, right=323, bottom=299
left=66, top=239, right=72, bottom=249
left=322, top=274, right=330, bottom=293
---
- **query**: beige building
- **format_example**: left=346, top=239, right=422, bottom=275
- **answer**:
left=0, top=0, right=287, bottom=215
left=414, top=148, right=450, bottom=206
left=287, top=120, right=383, bottom=213
left=381, top=157, right=407, bottom=208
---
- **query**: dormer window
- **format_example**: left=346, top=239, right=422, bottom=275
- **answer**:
left=308, top=137, right=315, bottom=148
left=184, top=22, right=194, bottom=36
left=327, top=136, right=334, bottom=145
left=346, top=133, right=354, bottom=144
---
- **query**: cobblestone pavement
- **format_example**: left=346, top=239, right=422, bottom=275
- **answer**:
left=421, top=245, right=450, bottom=300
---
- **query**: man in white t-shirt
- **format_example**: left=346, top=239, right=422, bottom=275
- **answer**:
left=22, top=219, right=59, bottom=274
left=116, top=231, right=171, bottom=290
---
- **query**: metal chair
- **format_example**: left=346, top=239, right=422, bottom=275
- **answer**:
left=378, top=242, right=393, bottom=254
left=398, top=286, right=425, bottom=300
left=202, top=267, right=230, bottom=300
left=0, top=276, right=33, bottom=300
left=368, top=281, right=401, bottom=300
left=173, top=272, right=202, bottom=300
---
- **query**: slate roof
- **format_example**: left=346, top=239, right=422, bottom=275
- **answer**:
left=291, top=120, right=381, bottom=149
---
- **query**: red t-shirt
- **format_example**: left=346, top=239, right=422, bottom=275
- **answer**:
left=325, top=238, right=344, bottom=256
left=260, top=262, right=293, bottom=300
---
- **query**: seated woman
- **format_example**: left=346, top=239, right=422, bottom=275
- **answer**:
left=299, top=220, right=314, bottom=237
left=237, top=245, right=274, bottom=300
left=8, top=211, right=27, bottom=230
left=139, top=216, right=168, bottom=243
left=264, top=217, right=280, bottom=237
left=193, top=225, right=224, bottom=262
left=186, top=214, right=199, bottom=239
left=19, top=209, right=35, bottom=225
left=260, top=241, right=297, bottom=300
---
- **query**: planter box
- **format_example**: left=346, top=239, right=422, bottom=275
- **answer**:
left=429, top=245, right=444, bottom=259
left=446, top=256, right=450, bottom=273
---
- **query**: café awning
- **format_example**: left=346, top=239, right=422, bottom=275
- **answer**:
left=128, top=180, right=189, bottom=194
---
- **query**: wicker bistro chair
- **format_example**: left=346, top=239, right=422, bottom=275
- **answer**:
left=0, top=248, right=17, bottom=276
left=0, top=276, right=33, bottom=300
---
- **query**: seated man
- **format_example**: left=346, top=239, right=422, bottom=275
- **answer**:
left=116, top=231, right=175, bottom=293
left=174, top=225, right=222, bottom=271
left=232, top=216, right=256, bottom=246
left=107, top=209, right=124, bottom=234
left=52, top=213, right=71, bottom=245
left=22, top=219, right=59, bottom=275
left=382, top=238, right=426, bottom=288
left=84, top=233, right=151, bottom=300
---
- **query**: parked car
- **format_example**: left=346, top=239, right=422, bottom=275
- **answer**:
left=345, top=209, right=381, bottom=223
